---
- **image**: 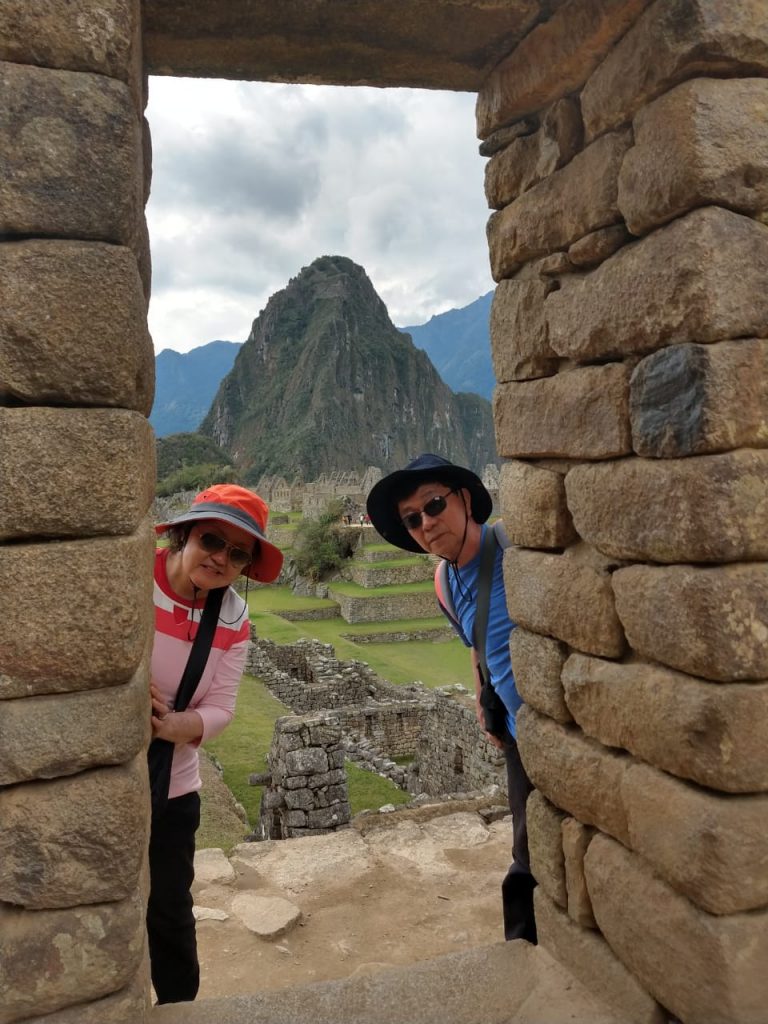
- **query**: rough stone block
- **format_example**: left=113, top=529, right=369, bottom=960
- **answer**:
left=630, top=339, right=768, bottom=457
left=0, top=525, right=154, bottom=698
left=582, top=0, right=768, bottom=141
left=565, top=450, right=768, bottom=563
left=527, top=790, right=567, bottom=907
left=623, top=762, right=768, bottom=915
left=478, top=118, right=536, bottom=159
left=0, top=62, right=141, bottom=244
left=499, top=460, right=576, bottom=549
left=612, top=563, right=768, bottom=682
left=516, top=705, right=631, bottom=844
left=0, top=408, right=155, bottom=541
left=567, top=223, right=630, bottom=268
left=285, top=747, right=329, bottom=776
left=20, top=972, right=150, bottom=1024
left=0, top=0, right=141, bottom=82
left=484, top=96, right=583, bottom=209
left=488, top=131, right=631, bottom=279
left=584, top=833, right=768, bottom=1024
left=0, top=758, right=147, bottom=909
left=0, top=240, right=154, bottom=414
left=619, top=78, right=768, bottom=235
left=534, top=888, right=665, bottom=1024
left=495, top=365, right=631, bottom=460
left=0, top=892, right=145, bottom=1022
left=504, top=547, right=625, bottom=659
left=490, top=276, right=559, bottom=382
left=562, top=818, right=597, bottom=928
left=563, top=653, right=768, bottom=793
left=0, top=661, right=150, bottom=786
left=546, top=207, right=768, bottom=362
left=476, top=0, right=652, bottom=138
left=509, top=628, right=571, bottom=724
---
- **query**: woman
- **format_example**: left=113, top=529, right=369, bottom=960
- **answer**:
left=148, top=483, right=283, bottom=1004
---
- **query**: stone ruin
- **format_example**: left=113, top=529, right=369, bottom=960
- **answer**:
left=3, top=2, right=768, bottom=1022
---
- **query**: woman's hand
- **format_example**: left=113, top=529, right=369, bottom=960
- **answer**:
left=150, top=682, right=204, bottom=745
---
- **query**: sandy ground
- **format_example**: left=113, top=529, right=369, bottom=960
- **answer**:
left=193, top=766, right=513, bottom=1001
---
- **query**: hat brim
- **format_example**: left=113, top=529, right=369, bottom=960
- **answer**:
left=155, top=508, right=284, bottom=583
left=366, top=464, right=492, bottom=553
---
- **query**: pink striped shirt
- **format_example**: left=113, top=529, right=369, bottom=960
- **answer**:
left=152, top=548, right=250, bottom=798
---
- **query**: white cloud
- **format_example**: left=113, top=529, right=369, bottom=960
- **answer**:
left=145, top=78, right=493, bottom=353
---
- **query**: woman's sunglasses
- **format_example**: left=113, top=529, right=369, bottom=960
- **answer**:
left=197, top=530, right=254, bottom=568
left=400, top=489, right=456, bottom=532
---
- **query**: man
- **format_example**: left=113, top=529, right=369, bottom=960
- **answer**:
left=366, top=453, right=536, bottom=942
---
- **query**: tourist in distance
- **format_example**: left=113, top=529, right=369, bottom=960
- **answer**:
left=366, top=454, right=536, bottom=943
left=148, top=484, right=284, bottom=1003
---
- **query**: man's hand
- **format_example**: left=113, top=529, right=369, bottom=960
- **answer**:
left=475, top=693, right=505, bottom=750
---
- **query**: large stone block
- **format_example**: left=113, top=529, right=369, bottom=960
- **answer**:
left=568, top=223, right=630, bottom=268
left=622, top=762, right=768, bottom=915
left=0, top=62, right=141, bottom=243
left=619, top=78, right=768, bottom=235
left=562, top=653, right=768, bottom=792
left=0, top=758, right=147, bottom=909
left=565, top=451, right=768, bottom=563
left=488, top=131, right=631, bottom=279
left=630, top=339, right=768, bottom=457
left=499, top=460, right=576, bottom=550
left=527, top=789, right=567, bottom=907
left=582, top=0, right=768, bottom=141
left=0, top=661, right=150, bottom=786
left=0, top=408, right=155, bottom=541
left=561, top=817, right=597, bottom=928
left=0, top=892, right=145, bottom=1022
left=534, top=889, right=665, bottom=1024
left=504, top=547, right=626, bottom=658
left=476, top=0, right=652, bottom=138
left=484, top=96, right=583, bottom=209
left=509, top=627, right=571, bottom=724
left=490, top=276, right=559, bottom=382
left=0, top=525, right=154, bottom=698
left=546, top=207, right=768, bottom=362
left=20, top=972, right=150, bottom=1024
left=0, top=0, right=141, bottom=82
left=0, top=240, right=154, bottom=413
left=584, top=833, right=768, bottom=1024
left=516, top=705, right=631, bottom=844
left=495, top=364, right=631, bottom=460
left=612, top=563, right=768, bottom=682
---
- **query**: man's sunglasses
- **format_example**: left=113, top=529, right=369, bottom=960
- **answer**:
left=400, top=489, right=456, bottom=532
left=197, top=530, right=254, bottom=568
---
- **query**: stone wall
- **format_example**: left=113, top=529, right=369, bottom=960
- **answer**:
left=0, top=4, right=154, bottom=1022
left=480, top=3, right=768, bottom=1022
left=349, top=559, right=434, bottom=588
left=328, top=586, right=439, bottom=623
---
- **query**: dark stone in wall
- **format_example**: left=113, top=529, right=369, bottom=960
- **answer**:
left=630, top=343, right=707, bottom=457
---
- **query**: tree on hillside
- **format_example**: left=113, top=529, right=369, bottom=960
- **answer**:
left=292, top=500, right=354, bottom=581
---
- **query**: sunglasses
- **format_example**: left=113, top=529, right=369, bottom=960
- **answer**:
left=400, top=489, right=456, bottom=532
left=197, top=530, right=254, bottom=568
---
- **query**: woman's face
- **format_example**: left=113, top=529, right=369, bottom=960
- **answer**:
left=173, top=520, right=256, bottom=594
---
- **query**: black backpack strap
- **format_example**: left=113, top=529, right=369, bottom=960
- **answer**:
left=174, top=585, right=226, bottom=711
left=472, top=525, right=499, bottom=683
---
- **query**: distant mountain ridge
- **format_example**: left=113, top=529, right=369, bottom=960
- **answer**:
left=401, top=291, right=494, bottom=400
left=150, top=291, right=494, bottom=438
left=199, top=255, right=497, bottom=482
left=150, top=340, right=242, bottom=437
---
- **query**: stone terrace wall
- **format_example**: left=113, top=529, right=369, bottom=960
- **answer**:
left=329, top=587, right=438, bottom=623
left=0, top=5, right=154, bottom=1023
left=479, top=2, right=768, bottom=1022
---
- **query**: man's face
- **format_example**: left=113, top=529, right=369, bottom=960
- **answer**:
left=397, top=482, right=470, bottom=560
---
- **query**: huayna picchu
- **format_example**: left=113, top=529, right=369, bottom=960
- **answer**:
left=199, top=255, right=497, bottom=482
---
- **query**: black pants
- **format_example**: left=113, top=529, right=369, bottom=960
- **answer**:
left=502, top=735, right=537, bottom=943
left=147, top=791, right=201, bottom=1004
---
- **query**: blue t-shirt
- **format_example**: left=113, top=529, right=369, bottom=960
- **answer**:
left=448, top=524, right=521, bottom=737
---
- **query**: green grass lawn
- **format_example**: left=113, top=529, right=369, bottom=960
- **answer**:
left=247, top=585, right=337, bottom=613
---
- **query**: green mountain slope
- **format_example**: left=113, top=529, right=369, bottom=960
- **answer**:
left=200, top=255, right=497, bottom=482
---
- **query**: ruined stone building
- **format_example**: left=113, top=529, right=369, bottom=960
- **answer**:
left=2, top=2, right=767, bottom=1023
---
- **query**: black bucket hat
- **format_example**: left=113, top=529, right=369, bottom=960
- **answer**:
left=366, top=453, right=492, bottom=553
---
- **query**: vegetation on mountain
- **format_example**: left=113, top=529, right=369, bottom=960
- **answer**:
left=199, top=255, right=497, bottom=482
left=155, top=432, right=237, bottom=496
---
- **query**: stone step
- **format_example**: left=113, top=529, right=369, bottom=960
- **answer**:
left=151, top=941, right=625, bottom=1024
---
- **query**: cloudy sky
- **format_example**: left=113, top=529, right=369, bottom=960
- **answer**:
left=145, top=77, right=494, bottom=354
